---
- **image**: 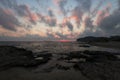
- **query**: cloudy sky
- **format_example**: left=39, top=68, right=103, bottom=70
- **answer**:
left=0, top=0, right=120, bottom=41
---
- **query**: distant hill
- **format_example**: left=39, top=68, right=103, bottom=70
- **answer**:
left=77, top=36, right=120, bottom=42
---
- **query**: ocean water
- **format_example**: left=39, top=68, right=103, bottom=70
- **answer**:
left=0, top=41, right=120, bottom=53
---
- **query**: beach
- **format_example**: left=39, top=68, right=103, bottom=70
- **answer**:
left=0, top=42, right=120, bottom=80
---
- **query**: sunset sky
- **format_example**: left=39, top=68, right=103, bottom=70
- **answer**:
left=0, top=0, right=120, bottom=41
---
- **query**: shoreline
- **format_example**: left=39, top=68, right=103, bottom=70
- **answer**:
left=0, top=46, right=120, bottom=80
left=90, top=41, right=120, bottom=50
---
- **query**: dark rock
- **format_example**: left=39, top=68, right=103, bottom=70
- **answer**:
left=64, top=50, right=119, bottom=63
left=35, top=53, right=52, bottom=58
left=83, top=50, right=118, bottom=62
left=69, top=51, right=87, bottom=58
left=77, top=36, right=109, bottom=42
left=0, top=46, right=51, bottom=70
left=77, top=35, right=120, bottom=42
left=56, top=64, right=70, bottom=70
left=73, top=61, right=120, bottom=80
left=73, top=63, right=81, bottom=70
left=79, top=44, right=91, bottom=47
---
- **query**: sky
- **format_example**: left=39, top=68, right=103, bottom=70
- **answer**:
left=0, top=0, right=120, bottom=41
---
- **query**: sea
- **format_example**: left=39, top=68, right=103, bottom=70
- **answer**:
left=0, top=41, right=120, bottom=53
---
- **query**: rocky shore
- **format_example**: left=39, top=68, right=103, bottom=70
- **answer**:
left=0, top=46, right=120, bottom=80
left=0, top=46, right=52, bottom=70
left=58, top=50, right=120, bottom=80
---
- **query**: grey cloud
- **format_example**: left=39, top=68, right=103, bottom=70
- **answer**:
left=80, top=29, right=104, bottom=37
left=76, top=0, right=92, bottom=12
left=56, top=32, right=68, bottom=39
left=81, top=10, right=120, bottom=37
left=59, top=20, right=73, bottom=31
left=48, top=9, right=54, bottom=17
left=57, top=0, right=67, bottom=16
left=0, top=0, right=38, bottom=24
left=118, top=0, right=120, bottom=10
left=85, top=17, right=93, bottom=28
left=38, top=14, right=57, bottom=27
left=0, top=0, right=11, bottom=8
left=35, top=0, right=46, bottom=9
left=0, top=0, right=17, bottom=8
left=72, top=6, right=83, bottom=27
left=47, top=18, right=56, bottom=27
left=37, top=12, right=57, bottom=27
left=14, top=5, right=28, bottom=17
left=66, top=21, right=73, bottom=31
left=46, top=18, right=56, bottom=26
left=79, top=17, right=97, bottom=37
left=0, top=0, right=57, bottom=26
left=46, top=33, right=58, bottom=40
left=99, top=10, right=120, bottom=35
left=15, top=4, right=38, bottom=24
left=0, top=8, right=20, bottom=31
left=0, top=0, right=37, bottom=24
left=91, top=0, right=103, bottom=17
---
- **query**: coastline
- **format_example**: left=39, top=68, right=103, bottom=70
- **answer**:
left=0, top=45, right=120, bottom=80
left=90, top=41, right=120, bottom=50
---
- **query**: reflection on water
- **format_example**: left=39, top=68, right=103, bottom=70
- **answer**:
left=0, top=41, right=120, bottom=53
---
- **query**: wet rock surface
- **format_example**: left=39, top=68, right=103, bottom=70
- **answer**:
left=68, top=50, right=120, bottom=80
left=55, top=50, right=120, bottom=80
left=0, top=46, right=52, bottom=70
left=60, top=50, right=120, bottom=63
left=0, top=46, right=120, bottom=80
left=73, top=62, right=120, bottom=80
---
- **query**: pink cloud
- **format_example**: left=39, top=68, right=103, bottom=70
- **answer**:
left=71, top=7, right=83, bottom=27
left=95, top=4, right=111, bottom=26
left=53, top=33, right=61, bottom=39
left=19, top=5, right=39, bottom=24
